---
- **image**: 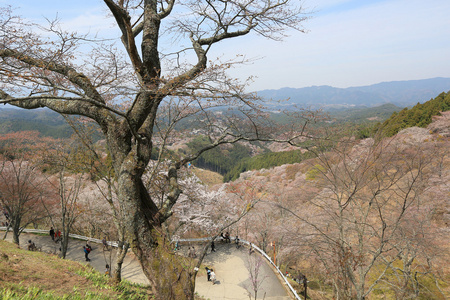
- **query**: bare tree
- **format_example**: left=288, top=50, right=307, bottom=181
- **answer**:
left=56, top=169, right=83, bottom=259
left=0, top=132, right=54, bottom=245
left=0, top=158, right=48, bottom=244
left=278, top=133, right=446, bottom=300
left=245, top=255, right=268, bottom=300
left=0, top=2, right=311, bottom=297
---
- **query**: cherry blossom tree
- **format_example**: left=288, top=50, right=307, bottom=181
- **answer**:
left=245, top=255, right=268, bottom=300
left=0, top=132, right=55, bottom=244
left=63, top=124, right=131, bottom=283
left=278, top=132, right=447, bottom=300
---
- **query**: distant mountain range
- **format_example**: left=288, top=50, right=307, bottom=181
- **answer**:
left=1, top=77, right=448, bottom=139
left=257, top=77, right=450, bottom=109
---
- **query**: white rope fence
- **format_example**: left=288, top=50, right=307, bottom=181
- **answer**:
left=176, top=236, right=302, bottom=300
left=1, top=227, right=301, bottom=300
left=0, top=227, right=119, bottom=248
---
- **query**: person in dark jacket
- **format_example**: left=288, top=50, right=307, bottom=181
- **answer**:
left=83, top=246, right=91, bottom=261
left=205, top=267, right=211, bottom=281
left=49, top=227, right=55, bottom=241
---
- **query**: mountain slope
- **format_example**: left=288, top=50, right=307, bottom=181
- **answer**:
left=0, top=107, right=73, bottom=138
left=258, top=77, right=450, bottom=108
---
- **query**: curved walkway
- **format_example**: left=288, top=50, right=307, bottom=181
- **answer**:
left=195, top=241, right=291, bottom=300
left=1, top=229, right=294, bottom=299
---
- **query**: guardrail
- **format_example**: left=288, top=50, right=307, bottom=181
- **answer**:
left=176, top=236, right=301, bottom=300
left=1, top=227, right=301, bottom=300
left=0, top=227, right=119, bottom=248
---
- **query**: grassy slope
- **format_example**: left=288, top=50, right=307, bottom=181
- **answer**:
left=0, top=239, right=152, bottom=299
left=192, top=167, right=223, bottom=186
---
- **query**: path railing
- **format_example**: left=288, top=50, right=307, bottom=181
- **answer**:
left=0, top=227, right=119, bottom=248
left=176, top=236, right=302, bottom=300
left=1, top=227, right=301, bottom=300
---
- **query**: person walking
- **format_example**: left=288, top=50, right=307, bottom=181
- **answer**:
left=249, top=243, right=254, bottom=255
left=235, top=235, right=240, bottom=249
left=83, top=246, right=91, bottom=261
left=205, top=267, right=211, bottom=281
left=102, top=237, right=108, bottom=251
left=49, top=227, right=55, bottom=242
left=211, top=241, right=216, bottom=252
left=86, top=241, right=92, bottom=252
left=55, top=229, right=62, bottom=243
left=225, top=232, right=230, bottom=243
left=210, top=269, right=216, bottom=285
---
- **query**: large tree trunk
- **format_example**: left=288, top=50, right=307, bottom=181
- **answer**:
left=11, top=216, right=20, bottom=245
left=61, top=230, right=70, bottom=259
left=117, top=166, right=195, bottom=299
left=135, top=225, right=195, bottom=299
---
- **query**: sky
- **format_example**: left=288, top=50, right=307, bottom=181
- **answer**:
left=6, top=0, right=450, bottom=91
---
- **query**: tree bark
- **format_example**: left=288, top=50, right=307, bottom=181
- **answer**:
left=112, top=240, right=129, bottom=283
left=116, top=165, right=195, bottom=298
left=12, top=219, right=20, bottom=245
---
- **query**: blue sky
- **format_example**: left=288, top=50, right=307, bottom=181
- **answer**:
left=6, top=0, right=450, bottom=91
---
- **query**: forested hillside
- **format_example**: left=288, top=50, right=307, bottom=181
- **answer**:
left=0, top=108, right=73, bottom=138
left=226, top=113, right=450, bottom=299
left=223, top=149, right=316, bottom=181
left=3, top=91, right=448, bottom=184
left=379, top=91, right=450, bottom=136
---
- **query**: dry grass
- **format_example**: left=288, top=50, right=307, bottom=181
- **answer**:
left=192, top=167, right=223, bottom=186
left=0, top=239, right=152, bottom=299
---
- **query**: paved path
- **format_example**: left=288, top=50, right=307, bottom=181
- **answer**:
left=195, top=241, right=291, bottom=300
left=3, top=232, right=291, bottom=299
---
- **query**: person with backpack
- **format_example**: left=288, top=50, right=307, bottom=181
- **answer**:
left=83, top=245, right=91, bottom=261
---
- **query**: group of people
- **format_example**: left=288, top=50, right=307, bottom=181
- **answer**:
left=210, top=234, right=241, bottom=252
left=83, top=242, right=93, bottom=261
left=220, top=232, right=231, bottom=243
left=13, top=225, right=114, bottom=277
left=205, top=267, right=216, bottom=284
left=49, top=227, right=62, bottom=243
